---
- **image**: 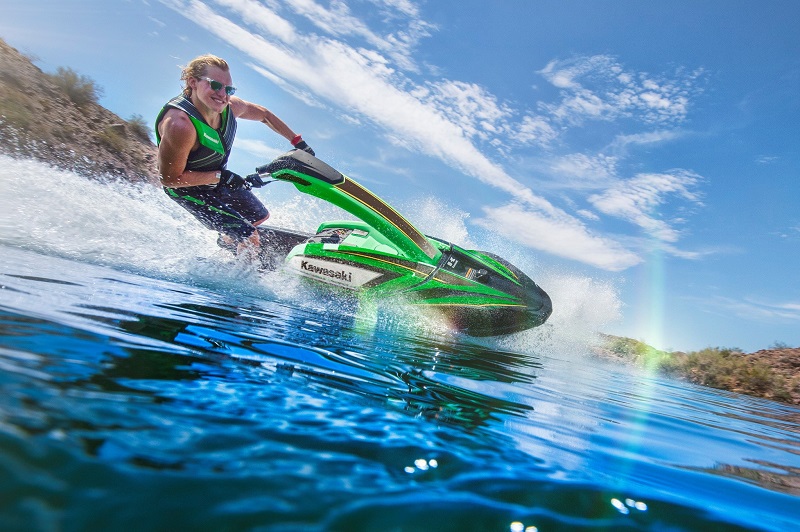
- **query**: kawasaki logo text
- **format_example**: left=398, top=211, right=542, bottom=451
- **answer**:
left=301, top=261, right=353, bottom=282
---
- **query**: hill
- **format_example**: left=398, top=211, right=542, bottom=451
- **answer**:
left=0, top=37, right=157, bottom=182
left=593, top=335, right=800, bottom=406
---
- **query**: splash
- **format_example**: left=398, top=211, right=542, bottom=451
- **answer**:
left=1, top=156, right=263, bottom=291
left=0, top=156, right=366, bottom=319
left=0, top=155, right=624, bottom=349
left=0, top=155, right=212, bottom=269
left=397, top=195, right=477, bottom=249
left=396, top=193, right=625, bottom=356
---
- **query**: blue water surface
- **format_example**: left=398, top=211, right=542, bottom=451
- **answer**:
left=1, top=245, right=799, bottom=531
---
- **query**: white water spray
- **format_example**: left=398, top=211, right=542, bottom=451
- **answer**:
left=398, top=193, right=624, bottom=356
left=0, top=155, right=623, bottom=351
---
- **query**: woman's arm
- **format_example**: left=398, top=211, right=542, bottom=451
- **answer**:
left=229, top=96, right=298, bottom=143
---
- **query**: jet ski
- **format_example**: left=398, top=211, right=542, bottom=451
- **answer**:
left=248, top=150, right=552, bottom=337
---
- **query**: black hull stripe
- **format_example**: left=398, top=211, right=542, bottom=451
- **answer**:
left=338, top=250, right=435, bottom=277
left=336, top=178, right=438, bottom=259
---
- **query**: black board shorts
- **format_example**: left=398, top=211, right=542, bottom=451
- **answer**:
left=164, top=185, right=269, bottom=241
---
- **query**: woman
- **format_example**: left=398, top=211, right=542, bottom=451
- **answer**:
left=155, top=54, right=313, bottom=257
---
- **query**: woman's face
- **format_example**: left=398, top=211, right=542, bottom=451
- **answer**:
left=190, top=65, right=233, bottom=114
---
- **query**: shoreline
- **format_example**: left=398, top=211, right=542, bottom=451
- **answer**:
left=593, top=335, right=800, bottom=406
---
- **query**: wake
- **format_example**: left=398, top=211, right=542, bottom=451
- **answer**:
left=0, top=155, right=622, bottom=353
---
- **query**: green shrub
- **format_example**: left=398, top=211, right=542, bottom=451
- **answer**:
left=48, top=67, right=103, bottom=106
left=127, top=114, right=153, bottom=142
left=605, top=336, right=670, bottom=367
left=657, top=347, right=783, bottom=397
left=745, top=364, right=774, bottom=393
left=0, top=96, right=35, bottom=130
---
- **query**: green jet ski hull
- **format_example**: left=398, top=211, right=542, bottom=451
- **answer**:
left=252, top=151, right=552, bottom=337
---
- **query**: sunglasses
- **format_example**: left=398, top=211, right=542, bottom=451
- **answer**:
left=201, top=77, right=237, bottom=96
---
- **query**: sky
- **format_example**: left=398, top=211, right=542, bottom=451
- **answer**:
left=2, top=0, right=799, bottom=352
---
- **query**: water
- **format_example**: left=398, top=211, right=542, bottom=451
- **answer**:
left=1, top=157, right=799, bottom=531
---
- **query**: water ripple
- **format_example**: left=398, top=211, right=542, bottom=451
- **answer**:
left=1, top=246, right=799, bottom=530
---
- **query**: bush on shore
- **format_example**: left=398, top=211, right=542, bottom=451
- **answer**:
left=47, top=66, right=104, bottom=107
left=596, top=337, right=798, bottom=404
left=127, top=114, right=153, bottom=142
left=658, top=347, right=790, bottom=400
left=602, top=336, right=672, bottom=368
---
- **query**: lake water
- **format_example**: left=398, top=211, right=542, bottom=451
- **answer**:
left=1, top=156, right=799, bottom=531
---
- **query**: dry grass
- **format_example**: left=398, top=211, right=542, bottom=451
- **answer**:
left=127, top=114, right=153, bottom=143
left=47, top=66, right=104, bottom=107
left=97, top=127, right=128, bottom=152
left=595, top=336, right=798, bottom=404
left=0, top=76, right=44, bottom=134
left=658, top=347, right=791, bottom=400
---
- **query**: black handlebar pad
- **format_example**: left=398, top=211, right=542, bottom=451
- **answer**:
left=256, top=150, right=344, bottom=185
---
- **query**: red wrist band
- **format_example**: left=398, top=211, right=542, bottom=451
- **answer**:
left=291, top=135, right=303, bottom=146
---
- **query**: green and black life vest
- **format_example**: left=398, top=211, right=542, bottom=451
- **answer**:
left=154, top=95, right=237, bottom=172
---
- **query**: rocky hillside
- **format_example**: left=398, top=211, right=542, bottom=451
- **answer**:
left=745, top=348, right=800, bottom=404
left=593, top=335, right=800, bottom=406
left=0, top=37, right=158, bottom=182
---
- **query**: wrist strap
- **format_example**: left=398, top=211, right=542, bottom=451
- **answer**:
left=291, top=134, right=303, bottom=146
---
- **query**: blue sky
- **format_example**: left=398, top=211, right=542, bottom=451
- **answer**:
left=3, top=0, right=799, bottom=352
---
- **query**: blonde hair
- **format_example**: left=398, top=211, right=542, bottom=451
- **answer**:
left=180, top=54, right=230, bottom=97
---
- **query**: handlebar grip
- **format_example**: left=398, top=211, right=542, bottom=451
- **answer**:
left=254, top=165, right=272, bottom=176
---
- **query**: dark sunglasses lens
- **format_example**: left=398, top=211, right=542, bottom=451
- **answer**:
left=208, top=79, right=235, bottom=95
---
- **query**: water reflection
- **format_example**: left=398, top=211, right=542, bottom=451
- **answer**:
left=3, top=251, right=800, bottom=530
left=74, top=299, right=543, bottom=430
left=701, top=462, right=800, bottom=496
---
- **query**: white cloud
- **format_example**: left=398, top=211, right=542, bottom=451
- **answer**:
left=212, top=0, right=298, bottom=42
left=547, top=153, right=618, bottom=189
left=411, top=80, right=513, bottom=142
left=610, top=130, right=682, bottom=152
left=775, top=224, right=800, bottom=239
left=148, top=16, right=167, bottom=28
left=700, top=296, right=800, bottom=323
left=475, top=202, right=641, bottom=271
left=538, top=55, right=610, bottom=89
left=239, top=0, right=434, bottom=72
left=538, top=55, right=705, bottom=126
left=588, top=171, right=703, bottom=242
left=516, top=115, right=558, bottom=147
left=234, top=138, right=285, bottom=160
